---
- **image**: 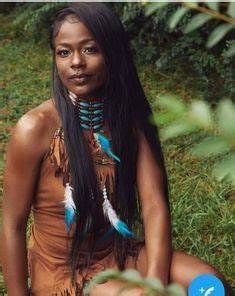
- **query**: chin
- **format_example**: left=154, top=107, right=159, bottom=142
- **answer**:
left=70, top=86, right=94, bottom=99
left=73, top=85, right=103, bottom=99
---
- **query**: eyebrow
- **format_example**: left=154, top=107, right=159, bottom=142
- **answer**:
left=56, top=38, right=96, bottom=48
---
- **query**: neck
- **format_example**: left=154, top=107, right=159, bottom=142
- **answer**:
left=68, top=91, right=104, bottom=104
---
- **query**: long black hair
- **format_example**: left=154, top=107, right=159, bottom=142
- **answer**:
left=50, top=2, right=169, bottom=278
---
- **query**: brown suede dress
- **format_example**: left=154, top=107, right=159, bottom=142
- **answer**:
left=28, top=127, right=142, bottom=295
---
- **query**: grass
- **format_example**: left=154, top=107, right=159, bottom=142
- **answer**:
left=0, top=13, right=233, bottom=293
left=166, top=142, right=233, bottom=280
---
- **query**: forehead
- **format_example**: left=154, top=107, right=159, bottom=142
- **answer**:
left=54, top=18, right=95, bottom=47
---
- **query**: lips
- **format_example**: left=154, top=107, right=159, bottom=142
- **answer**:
left=68, top=73, right=91, bottom=84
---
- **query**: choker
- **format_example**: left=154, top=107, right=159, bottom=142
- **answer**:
left=69, top=91, right=104, bottom=132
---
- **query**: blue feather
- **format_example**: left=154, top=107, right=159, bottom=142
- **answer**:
left=102, top=189, right=134, bottom=238
left=107, top=150, right=121, bottom=163
left=65, top=208, right=75, bottom=231
left=94, top=133, right=121, bottom=163
left=63, top=183, right=76, bottom=231
left=115, top=220, right=134, bottom=238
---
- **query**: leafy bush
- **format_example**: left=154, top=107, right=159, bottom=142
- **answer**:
left=153, top=95, right=235, bottom=187
left=0, top=3, right=65, bottom=43
left=1, top=2, right=233, bottom=102
left=143, top=2, right=234, bottom=103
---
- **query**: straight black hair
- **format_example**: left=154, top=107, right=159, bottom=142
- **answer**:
left=51, top=2, right=169, bottom=280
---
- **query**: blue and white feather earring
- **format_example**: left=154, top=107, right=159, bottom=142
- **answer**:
left=62, top=91, right=134, bottom=238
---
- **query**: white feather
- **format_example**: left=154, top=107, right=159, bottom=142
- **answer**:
left=102, top=196, right=119, bottom=225
left=68, top=91, right=77, bottom=105
left=63, top=183, right=76, bottom=210
left=102, top=186, right=134, bottom=237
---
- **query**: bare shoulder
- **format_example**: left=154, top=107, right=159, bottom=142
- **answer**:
left=18, top=98, right=59, bottom=129
left=3, top=99, right=61, bottom=224
left=9, top=99, right=60, bottom=159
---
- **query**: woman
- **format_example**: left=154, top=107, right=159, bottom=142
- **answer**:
left=1, top=3, right=225, bottom=296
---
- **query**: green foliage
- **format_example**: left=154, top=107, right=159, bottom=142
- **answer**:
left=223, top=39, right=235, bottom=57
left=228, top=2, right=235, bottom=18
left=207, top=23, right=233, bottom=48
left=1, top=2, right=233, bottom=102
left=1, top=3, right=65, bottom=43
left=86, top=269, right=185, bottom=296
left=154, top=96, right=235, bottom=187
left=144, top=2, right=235, bottom=48
left=183, top=13, right=213, bottom=33
left=206, top=2, right=219, bottom=12
left=142, top=2, right=234, bottom=101
left=0, top=273, right=7, bottom=296
left=168, top=7, right=190, bottom=30
left=145, top=2, right=169, bottom=17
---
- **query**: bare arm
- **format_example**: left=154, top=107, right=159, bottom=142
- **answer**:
left=136, top=131, right=172, bottom=285
left=1, top=111, right=52, bottom=295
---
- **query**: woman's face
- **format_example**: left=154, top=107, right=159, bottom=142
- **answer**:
left=54, top=17, right=106, bottom=99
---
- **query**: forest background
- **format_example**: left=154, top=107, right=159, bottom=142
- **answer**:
left=0, top=2, right=234, bottom=295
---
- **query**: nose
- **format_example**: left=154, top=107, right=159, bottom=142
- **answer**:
left=71, top=51, right=85, bottom=68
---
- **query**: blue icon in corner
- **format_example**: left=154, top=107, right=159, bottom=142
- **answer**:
left=188, top=274, right=225, bottom=296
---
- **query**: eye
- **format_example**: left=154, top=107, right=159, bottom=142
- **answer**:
left=83, top=46, right=98, bottom=54
left=56, top=49, right=70, bottom=57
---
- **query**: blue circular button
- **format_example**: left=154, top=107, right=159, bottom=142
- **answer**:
left=188, top=273, right=225, bottom=296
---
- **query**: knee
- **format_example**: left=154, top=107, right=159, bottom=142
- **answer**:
left=196, top=265, right=231, bottom=296
left=170, top=251, right=224, bottom=288
left=187, top=260, right=225, bottom=286
left=171, top=251, right=230, bottom=294
left=200, top=263, right=225, bottom=282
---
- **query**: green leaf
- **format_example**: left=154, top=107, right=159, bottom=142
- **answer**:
left=217, top=99, right=235, bottom=138
left=223, top=40, right=235, bottom=57
left=185, top=2, right=199, bottom=9
left=207, top=24, right=234, bottom=48
left=168, top=7, right=190, bottom=30
left=144, top=2, right=169, bottom=16
left=166, top=283, right=186, bottom=296
left=227, top=2, right=235, bottom=18
left=188, top=100, right=212, bottom=128
left=155, top=94, right=187, bottom=115
left=117, top=283, right=142, bottom=295
left=90, top=269, right=120, bottom=285
left=144, top=278, right=164, bottom=291
left=206, top=2, right=219, bottom=11
left=184, top=13, right=213, bottom=34
left=120, top=269, right=142, bottom=283
left=191, top=137, right=230, bottom=157
left=213, top=154, right=235, bottom=186
left=161, top=122, right=197, bottom=141
left=152, top=112, right=179, bottom=126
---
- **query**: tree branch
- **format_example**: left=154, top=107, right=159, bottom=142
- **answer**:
left=182, top=3, right=235, bottom=25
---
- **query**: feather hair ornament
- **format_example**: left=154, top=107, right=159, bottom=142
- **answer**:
left=65, top=91, right=134, bottom=238
left=102, top=185, right=134, bottom=238
left=94, top=133, right=121, bottom=163
left=63, top=183, right=76, bottom=231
